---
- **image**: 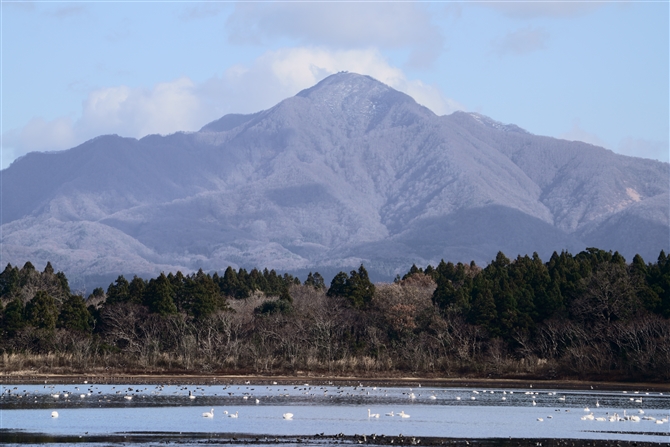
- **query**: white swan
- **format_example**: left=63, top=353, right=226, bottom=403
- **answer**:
left=124, top=395, right=133, bottom=400
left=283, top=413, right=293, bottom=420
left=51, top=411, right=59, bottom=418
left=385, top=411, right=394, bottom=417
left=202, top=408, right=214, bottom=418
left=229, top=411, right=239, bottom=418
left=429, top=395, right=437, bottom=400
left=368, top=409, right=380, bottom=418
left=189, top=391, right=195, bottom=400
left=398, top=411, right=410, bottom=418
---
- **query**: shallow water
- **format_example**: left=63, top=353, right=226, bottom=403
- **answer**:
left=1, top=383, right=669, bottom=444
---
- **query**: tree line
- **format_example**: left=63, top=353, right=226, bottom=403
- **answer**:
left=1, top=248, right=669, bottom=381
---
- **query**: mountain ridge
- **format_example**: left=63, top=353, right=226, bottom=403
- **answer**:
left=2, top=72, right=668, bottom=287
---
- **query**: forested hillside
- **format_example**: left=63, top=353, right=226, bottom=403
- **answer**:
left=1, top=247, right=669, bottom=381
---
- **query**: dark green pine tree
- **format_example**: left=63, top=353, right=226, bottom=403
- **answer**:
left=0, top=263, right=20, bottom=298
left=432, top=260, right=472, bottom=314
left=630, top=254, right=661, bottom=313
left=576, top=247, right=614, bottom=270
left=311, top=272, right=326, bottom=289
left=304, top=272, right=317, bottom=288
left=485, top=252, right=519, bottom=340
left=89, top=287, right=105, bottom=300
left=187, top=269, right=221, bottom=319
left=649, top=250, right=670, bottom=318
left=346, top=265, right=375, bottom=308
left=237, top=268, right=251, bottom=294
left=128, top=276, right=146, bottom=305
left=25, top=291, right=58, bottom=331
left=248, top=268, right=269, bottom=293
left=281, top=273, right=301, bottom=288
left=219, top=266, right=249, bottom=299
left=169, top=272, right=187, bottom=312
left=432, top=272, right=458, bottom=310
left=3, top=297, right=26, bottom=337
left=468, top=274, right=498, bottom=336
left=143, top=273, right=177, bottom=316
left=401, top=264, right=423, bottom=280
left=327, top=272, right=350, bottom=298
left=55, top=271, right=71, bottom=295
left=57, top=295, right=93, bottom=333
left=19, top=261, right=37, bottom=288
left=508, top=254, right=540, bottom=328
left=106, top=275, right=130, bottom=305
left=263, top=269, right=284, bottom=295
left=519, top=252, right=562, bottom=322
left=547, top=251, right=584, bottom=312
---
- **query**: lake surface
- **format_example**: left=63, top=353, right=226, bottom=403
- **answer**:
left=1, top=382, right=669, bottom=445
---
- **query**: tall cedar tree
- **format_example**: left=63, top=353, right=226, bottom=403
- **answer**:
left=25, top=291, right=58, bottom=331
left=58, top=295, right=93, bottom=333
left=143, top=273, right=177, bottom=315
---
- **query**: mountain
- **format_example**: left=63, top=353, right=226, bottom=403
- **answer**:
left=2, top=73, right=668, bottom=288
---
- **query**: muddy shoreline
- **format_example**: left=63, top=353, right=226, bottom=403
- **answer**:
left=1, top=431, right=668, bottom=446
left=2, top=372, right=670, bottom=392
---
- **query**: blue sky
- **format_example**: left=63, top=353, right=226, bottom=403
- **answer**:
left=2, top=1, right=668, bottom=169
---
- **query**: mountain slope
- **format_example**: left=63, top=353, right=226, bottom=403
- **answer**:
left=2, top=73, right=668, bottom=286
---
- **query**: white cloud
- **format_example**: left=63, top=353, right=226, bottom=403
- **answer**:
left=225, top=3, right=444, bottom=67
left=2, top=116, right=76, bottom=169
left=77, top=77, right=207, bottom=138
left=493, top=27, right=550, bottom=55
left=2, top=77, right=213, bottom=169
left=2, top=48, right=461, bottom=169
left=559, top=120, right=608, bottom=148
left=617, top=137, right=669, bottom=163
left=206, top=47, right=462, bottom=117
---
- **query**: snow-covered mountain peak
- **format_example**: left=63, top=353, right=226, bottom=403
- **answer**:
left=1, top=74, right=667, bottom=286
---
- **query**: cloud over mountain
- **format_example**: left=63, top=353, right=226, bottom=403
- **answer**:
left=3, top=50, right=457, bottom=168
